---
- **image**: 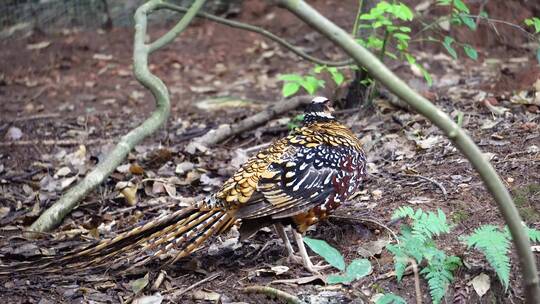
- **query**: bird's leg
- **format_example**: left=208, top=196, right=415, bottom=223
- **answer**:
left=292, top=229, right=330, bottom=274
left=274, top=223, right=296, bottom=259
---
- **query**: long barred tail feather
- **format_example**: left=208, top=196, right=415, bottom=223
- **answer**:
left=0, top=206, right=234, bottom=276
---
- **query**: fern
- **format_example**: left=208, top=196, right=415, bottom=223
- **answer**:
left=464, top=224, right=540, bottom=290
left=420, top=251, right=461, bottom=304
left=528, top=226, right=540, bottom=242
left=388, top=207, right=460, bottom=304
left=392, top=207, right=450, bottom=243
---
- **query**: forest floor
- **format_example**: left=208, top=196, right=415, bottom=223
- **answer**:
left=0, top=0, right=539, bottom=303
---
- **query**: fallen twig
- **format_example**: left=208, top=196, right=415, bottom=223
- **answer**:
left=0, top=138, right=110, bottom=147
left=185, top=95, right=311, bottom=154
left=2, top=112, right=60, bottom=123
left=243, top=285, right=306, bottom=304
left=374, top=265, right=413, bottom=281
left=329, top=215, right=399, bottom=243
left=402, top=173, right=448, bottom=200
left=409, top=258, right=423, bottom=304
left=166, top=272, right=221, bottom=299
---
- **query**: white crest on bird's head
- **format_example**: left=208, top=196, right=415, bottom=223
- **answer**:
left=303, top=96, right=335, bottom=123
left=312, top=96, right=329, bottom=104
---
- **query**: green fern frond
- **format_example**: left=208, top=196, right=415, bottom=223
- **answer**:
left=392, top=206, right=416, bottom=220
left=527, top=226, right=540, bottom=243
left=411, top=209, right=451, bottom=242
left=464, top=225, right=511, bottom=289
left=387, top=245, right=409, bottom=281
left=420, top=254, right=460, bottom=304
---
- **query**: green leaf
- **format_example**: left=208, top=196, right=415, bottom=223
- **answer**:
left=524, top=17, right=540, bottom=33
left=278, top=74, right=303, bottom=82
left=463, top=44, right=478, bottom=60
left=327, top=67, right=345, bottom=86
left=327, top=259, right=371, bottom=284
left=459, top=14, right=476, bottom=30
left=390, top=3, right=414, bottom=21
left=455, top=111, right=464, bottom=127
left=442, top=36, right=457, bottom=59
left=304, top=237, right=346, bottom=271
left=313, top=65, right=325, bottom=73
left=327, top=274, right=354, bottom=284
left=393, top=33, right=410, bottom=42
left=345, top=259, right=372, bottom=280
left=399, top=26, right=411, bottom=33
left=282, top=82, right=300, bottom=98
left=300, top=76, right=324, bottom=95
left=453, top=0, right=469, bottom=13
left=376, top=293, right=407, bottom=304
left=416, top=63, right=433, bottom=86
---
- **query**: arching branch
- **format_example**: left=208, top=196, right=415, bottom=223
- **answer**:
left=276, top=0, right=540, bottom=301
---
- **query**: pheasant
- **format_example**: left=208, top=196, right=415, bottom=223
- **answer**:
left=1, top=96, right=366, bottom=275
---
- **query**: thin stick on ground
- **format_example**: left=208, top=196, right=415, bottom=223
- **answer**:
left=28, top=0, right=208, bottom=233
left=243, top=285, right=305, bottom=304
left=0, top=138, right=110, bottom=147
left=166, top=272, right=221, bottom=299
left=401, top=173, right=448, bottom=200
left=409, top=258, right=423, bottom=304
left=329, top=215, right=399, bottom=243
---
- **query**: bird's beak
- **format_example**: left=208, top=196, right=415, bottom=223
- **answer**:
left=326, top=105, right=335, bottom=113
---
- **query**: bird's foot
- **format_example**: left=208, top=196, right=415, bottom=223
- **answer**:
left=286, top=253, right=330, bottom=275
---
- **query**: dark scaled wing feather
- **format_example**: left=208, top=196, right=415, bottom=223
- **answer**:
left=237, top=143, right=343, bottom=219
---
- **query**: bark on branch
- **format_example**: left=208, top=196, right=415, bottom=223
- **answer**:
left=185, top=96, right=311, bottom=154
left=277, top=0, right=540, bottom=301
left=156, top=3, right=353, bottom=67
left=29, top=0, right=208, bottom=233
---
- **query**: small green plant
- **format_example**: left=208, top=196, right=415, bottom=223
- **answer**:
left=462, top=224, right=540, bottom=290
left=525, top=17, right=540, bottom=33
left=524, top=17, right=540, bottom=62
left=375, top=293, right=407, bottom=304
left=303, top=237, right=372, bottom=284
left=387, top=207, right=461, bottom=304
left=286, top=113, right=305, bottom=130
left=278, top=64, right=345, bottom=98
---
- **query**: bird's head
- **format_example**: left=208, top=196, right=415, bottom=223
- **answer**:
left=303, top=96, right=335, bottom=123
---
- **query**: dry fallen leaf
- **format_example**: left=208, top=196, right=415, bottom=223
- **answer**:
left=357, top=238, right=390, bottom=258
left=192, top=290, right=220, bottom=301
left=130, top=273, right=149, bottom=294
left=5, top=126, right=23, bottom=140
left=470, top=273, right=490, bottom=298
left=130, top=164, right=145, bottom=175
left=270, top=265, right=290, bottom=275
left=116, top=181, right=138, bottom=206
left=55, top=166, right=71, bottom=178
left=133, top=293, right=163, bottom=304
left=27, top=41, right=51, bottom=50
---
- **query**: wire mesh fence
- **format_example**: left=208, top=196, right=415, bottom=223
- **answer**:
left=1, top=0, right=240, bottom=38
